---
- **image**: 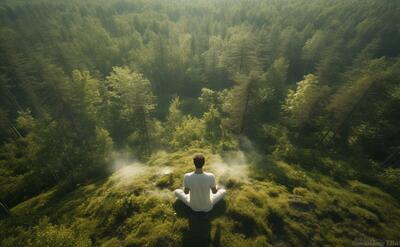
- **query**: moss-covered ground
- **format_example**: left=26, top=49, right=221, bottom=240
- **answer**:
left=1, top=149, right=400, bottom=246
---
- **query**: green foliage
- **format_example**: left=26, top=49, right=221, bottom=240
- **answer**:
left=170, top=115, right=206, bottom=149
left=325, top=58, right=400, bottom=157
left=302, top=31, right=328, bottom=62
left=162, top=96, right=184, bottom=144
left=106, top=67, right=156, bottom=116
left=392, top=84, right=400, bottom=100
left=265, top=57, right=289, bottom=99
left=0, top=217, right=91, bottom=247
left=0, top=0, right=400, bottom=246
left=71, top=70, right=103, bottom=123
left=28, top=217, right=92, bottom=247
left=2, top=149, right=400, bottom=246
left=223, top=72, right=272, bottom=134
left=283, top=74, right=329, bottom=128
left=203, top=105, right=223, bottom=145
left=162, top=96, right=236, bottom=151
left=220, top=25, right=260, bottom=75
left=378, top=168, right=400, bottom=199
left=105, top=66, right=157, bottom=155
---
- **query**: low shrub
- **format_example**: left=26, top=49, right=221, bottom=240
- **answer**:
left=378, top=168, right=400, bottom=199
left=29, top=217, right=91, bottom=247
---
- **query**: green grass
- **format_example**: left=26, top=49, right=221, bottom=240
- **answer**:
left=1, top=149, right=400, bottom=246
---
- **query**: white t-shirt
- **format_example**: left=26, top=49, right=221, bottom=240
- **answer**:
left=184, top=171, right=216, bottom=212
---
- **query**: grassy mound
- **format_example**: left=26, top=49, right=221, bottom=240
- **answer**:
left=1, top=149, right=400, bottom=246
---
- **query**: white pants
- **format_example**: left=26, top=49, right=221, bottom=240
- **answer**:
left=174, top=188, right=226, bottom=211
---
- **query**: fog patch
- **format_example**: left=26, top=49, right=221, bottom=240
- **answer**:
left=210, top=151, right=250, bottom=185
left=158, top=166, right=174, bottom=176
left=113, top=164, right=147, bottom=181
left=108, top=149, right=253, bottom=197
left=108, top=151, right=177, bottom=194
left=109, top=151, right=149, bottom=188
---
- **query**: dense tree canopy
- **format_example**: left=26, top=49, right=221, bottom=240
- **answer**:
left=0, top=0, right=400, bottom=245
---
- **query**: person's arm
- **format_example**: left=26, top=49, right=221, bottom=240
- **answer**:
left=210, top=174, right=217, bottom=194
left=183, top=175, right=190, bottom=194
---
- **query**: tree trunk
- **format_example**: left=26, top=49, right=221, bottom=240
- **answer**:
left=0, top=199, right=10, bottom=216
left=138, top=106, right=150, bottom=156
left=381, top=147, right=400, bottom=167
left=239, top=81, right=251, bottom=135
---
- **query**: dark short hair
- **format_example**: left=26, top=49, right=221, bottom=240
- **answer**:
left=193, top=154, right=205, bottom=168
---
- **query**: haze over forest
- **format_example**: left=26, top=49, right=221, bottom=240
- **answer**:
left=0, top=0, right=400, bottom=246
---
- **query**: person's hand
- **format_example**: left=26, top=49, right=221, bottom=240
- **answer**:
left=184, top=187, right=190, bottom=194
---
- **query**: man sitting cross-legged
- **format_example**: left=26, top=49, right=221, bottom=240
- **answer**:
left=174, top=154, right=226, bottom=212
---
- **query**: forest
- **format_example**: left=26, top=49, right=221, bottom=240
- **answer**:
left=0, top=0, right=400, bottom=246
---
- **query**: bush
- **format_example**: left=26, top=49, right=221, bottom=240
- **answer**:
left=169, top=116, right=206, bottom=149
left=378, top=168, right=400, bottom=199
left=320, top=158, right=357, bottom=182
left=28, top=217, right=91, bottom=247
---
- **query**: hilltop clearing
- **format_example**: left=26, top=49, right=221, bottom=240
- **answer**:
left=1, top=149, right=399, bottom=246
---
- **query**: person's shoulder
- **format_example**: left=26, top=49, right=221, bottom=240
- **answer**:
left=184, top=172, right=194, bottom=177
left=204, top=172, right=215, bottom=178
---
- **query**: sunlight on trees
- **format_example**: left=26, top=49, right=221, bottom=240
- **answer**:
left=1, top=0, right=400, bottom=245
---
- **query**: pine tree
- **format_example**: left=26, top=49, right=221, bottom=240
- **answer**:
left=106, top=67, right=156, bottom=156
left=283, top=74, right=329, bottom=130
left=223, top=71, right=271, bottom=135
left=220, top=26, right=260, bottom=75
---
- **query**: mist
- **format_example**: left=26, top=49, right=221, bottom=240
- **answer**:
left=2, top=0, right=399, bottom=244
left=210, top=151, right=251, bottom=186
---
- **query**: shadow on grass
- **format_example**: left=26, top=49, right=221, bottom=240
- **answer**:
left=173, top=199, right=226, bottom=247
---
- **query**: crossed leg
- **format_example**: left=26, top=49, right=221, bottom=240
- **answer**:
left=174, top=189, right=190, bottom=207
left=211, top=189, right=226, bottom=206
left=174, top=188, right=226, bottom=208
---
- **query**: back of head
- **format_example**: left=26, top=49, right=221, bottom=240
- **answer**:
left=193, top=154, right=205, bottom=168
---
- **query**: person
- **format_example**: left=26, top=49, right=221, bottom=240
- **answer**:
left=174, top=154, right=226, bottom=212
